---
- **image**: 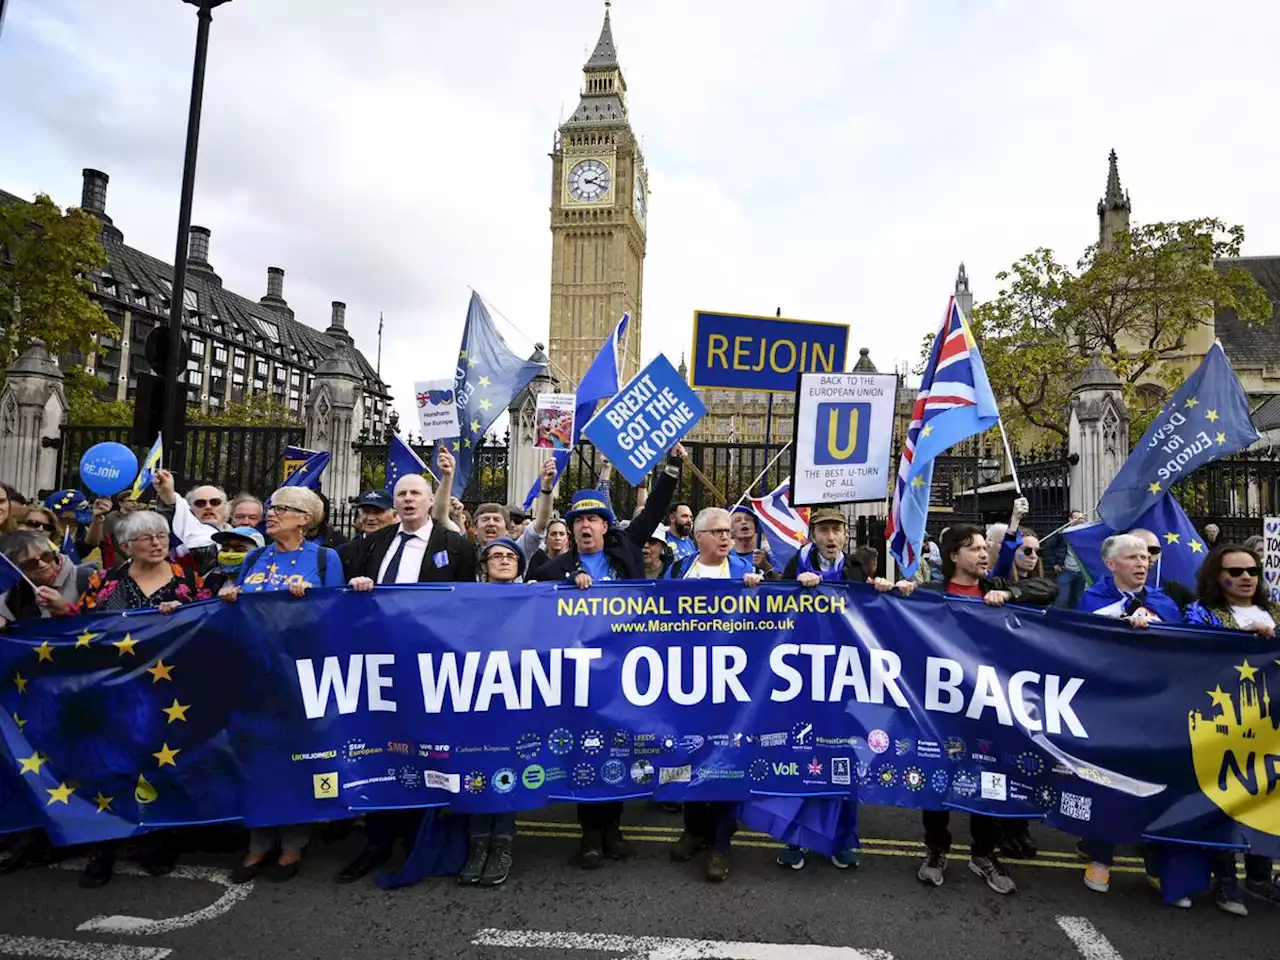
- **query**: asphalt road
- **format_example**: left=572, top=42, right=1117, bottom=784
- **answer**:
left=0, top=804, right=1271, bottom=960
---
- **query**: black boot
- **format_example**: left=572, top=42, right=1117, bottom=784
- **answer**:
left=458, top=835, right=489, bottom=885
left=80, top=847, right=115, bottom=889
left=336, top=843, right=392, bottom=884
left=578, top=829, right=604, bottom=869
left=479, top=835, right=513, bottom=887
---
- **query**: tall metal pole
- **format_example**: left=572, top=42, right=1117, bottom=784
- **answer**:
left=163, top=0, right=227, bottom=477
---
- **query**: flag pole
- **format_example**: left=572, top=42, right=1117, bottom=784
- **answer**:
left=996, top=418, right=1022, bottom=494
left=733, top=443, right=793, bottom=509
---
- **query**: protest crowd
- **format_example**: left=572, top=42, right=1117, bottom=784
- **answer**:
left=0, top=421, right=1277, bottom=919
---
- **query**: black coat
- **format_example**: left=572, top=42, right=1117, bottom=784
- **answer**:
left=343, top=522, right=475, bottom=584
left=781, top=548, right=869, bottom=583
left=917, top=574, right=1057, bottom=607
left=529, top=470, right=678, bottom=583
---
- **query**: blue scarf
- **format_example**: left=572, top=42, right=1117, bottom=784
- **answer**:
left=795, top=543, right=845, bottom=582
left=1079, top=575, right=1182, bottom=623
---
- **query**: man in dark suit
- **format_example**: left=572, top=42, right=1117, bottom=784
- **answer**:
left=335, top=472, right=474, bottom=884
left=529, top=443, right=684, bottom=868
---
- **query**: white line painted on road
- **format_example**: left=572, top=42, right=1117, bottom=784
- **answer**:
left=49, top=859, right=252, bottom=935
left=472, top=928, right=894, bottom=959
left=0, top=935, right=171, bottom=959
left=1056, top=917, right=1124, bottom=960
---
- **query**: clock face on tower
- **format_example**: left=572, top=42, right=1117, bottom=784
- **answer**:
left=567, top=158, right=612, bottom=203
left=633, top=173, right=646, bottom=221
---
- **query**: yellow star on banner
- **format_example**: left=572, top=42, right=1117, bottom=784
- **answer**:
left=1206, top=409, right=1220, bottom=423
left=153, top=743, right=180, bottom=767
left=911, top=476, right=925, bottom=489
left=1215, top=432, right=1226, bottom=445
left=75, top=629, right=98, bottom=649
left=1236, top=660, right=1259, bottom=682
left=146, top=660, right=174, bottom=683
left=921, top=424, right=933, bottom=438
left=478, top=398, right=492, bottom=411
left=1163, top=532, right=1180, bottom=544
left=468, top=358, right=477, bottom=368
left=451, top=441, right=460, bottom=451
left=462, top=437, right=471, bottom=448
left=45, top=783, right=73, bottom=806
left=113, top=634, right=137, bottom=657
left=34, top=642, right=54, bottom=663
left=18, top=752, right=45, bottom=775
left=1184, top=396, right=1199, bottom=408
left=13, top=672, right=28, bottom=694
left=1189, top=539, right=1204, bottom=554
left=478, top=376, right=491, bottom=387
left=162, top=699, right=190, bottom=724
left=93, top=792, right=113, bottom=814
left=1207, top=685, right=1233, bottom=710
left=458, top=349, right=467, bottom=360
left=1148, top=481, right=1162, bottom=494
left=470, top=419, right=481, bottom=433
left=12, top=713, right=25, bottom=731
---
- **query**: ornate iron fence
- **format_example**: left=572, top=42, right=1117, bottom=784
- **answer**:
left=1171, top=448, right=1280, bottom=543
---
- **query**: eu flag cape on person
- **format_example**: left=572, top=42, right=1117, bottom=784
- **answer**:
left=385, top=434, right=436, bottom=496
left=521, top=313, right=629, bottom=510
left=886, top=296, right=1000, bottom=576
left=279, top=450, right=330, bottom=490
left=1097, top=343, right=1258, bottom=531
left=131, top=434, right=163, bottom=499
left=747, top=480, right=810, bottom=569
left=433, top=293, right=546, bottom=496
left=1064, top=493, right=1207, bottom=589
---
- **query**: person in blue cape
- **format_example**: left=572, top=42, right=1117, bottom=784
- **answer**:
left=1077, top=533, right=1181, bottom=626
left=528, top=444, right=684, bottom=868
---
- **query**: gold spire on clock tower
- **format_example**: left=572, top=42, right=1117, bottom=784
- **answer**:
left=547, top=2, right=647, bottom=388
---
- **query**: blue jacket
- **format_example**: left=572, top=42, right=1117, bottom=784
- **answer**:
left=1078, top=575, right=1182, bottom=624
left=666, top=552, right=754, bottom=580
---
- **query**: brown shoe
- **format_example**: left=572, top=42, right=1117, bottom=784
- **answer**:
left=705, top=849, right=730, bottom=882
left=670, top=831, right=705, bottom=863
left=577, top=829, right=604, bottom=870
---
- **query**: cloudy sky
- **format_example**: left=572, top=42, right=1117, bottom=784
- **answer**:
left=3, top=0, right=1279, bottom=430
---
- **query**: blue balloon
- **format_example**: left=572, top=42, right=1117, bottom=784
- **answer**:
left=79, top=442, right=139, bottom=497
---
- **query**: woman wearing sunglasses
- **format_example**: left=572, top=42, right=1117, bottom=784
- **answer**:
left=17, top=507, right=62, bottom=543
left=0, top=530, right=80, bottom=623
left=1184, top=543, right=1280, bottom=909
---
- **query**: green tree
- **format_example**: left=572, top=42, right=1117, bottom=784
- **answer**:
left=63, top=366, right=132, bottom=426
left=941, top=219, right=1271, bottom=444
left=0, top=193, right=114, bottom=363
left=189, top=394, right=302, bottom=427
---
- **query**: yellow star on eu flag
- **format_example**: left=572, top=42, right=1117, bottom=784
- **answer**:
left=75, top=629, right=98, bottom=649
left=462, top=437, right=471, bottom=448
left=1215, top=432, right=1226, bottom=445
left=470, top=419, right=481, bottom=433
left=113, top=634, right=137, bottom=657
left=162, top=699, right=190, bottom=724
left=1206, top=409, right=1220, bottom=423
left=1189, top=539, right=1204, bottom=554
left=451, top=441, right=460, bottom=451
left=1236, top=660, right=1259, bottom=682
left=147, top=660, right=174, bottom=683
left=45, top=783, right=73, bottom=806
left=458, top=349, right=467, bottom=360
left=1148, top=481, right=1162, bottom=494
left=13, top=672, right=27, bottom=694
left=921, top=424, right=933, bottom=438
left=468, top=358, right=477, bottom=368
left=479, top=398, right=491, bottom=411
left=1163, top=532, right=1180, bottom=544
left=34, top=642, right=54, bottom=663
left=1185, top=396, right=1199, bottom=408
left=12, top=712, right=25, bottom=731
left=911, top=476, right=925, bottom=489
left=153, top=743, right=180, bottom=767
left=18, top=751, right=45, bottom=775
left=93, top=792, right=113, bottom=814
left=479, top=375, right=491, bottom=387
left=1207, top=685, right=1233, bottom=710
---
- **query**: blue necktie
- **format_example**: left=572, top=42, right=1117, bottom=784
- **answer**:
left=381, top=532, right=415, bottom=584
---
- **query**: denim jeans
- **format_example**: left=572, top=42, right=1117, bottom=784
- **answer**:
left=468, top=813, right=516, bottom=838
left=683, top=802, right=737, bottom=851
left=1056, top=569, right=1085, bottom=609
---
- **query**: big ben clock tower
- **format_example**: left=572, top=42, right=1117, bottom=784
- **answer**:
left=547, top=2, right=647, bottom=387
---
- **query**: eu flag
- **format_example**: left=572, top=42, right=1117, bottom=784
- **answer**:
left=1097, top=343, right=1259, bottom=530
left=886, top=297, right=1000, bottom=576
left=282, top=445, right=319, bottom=484
left=1064, top=494, right=1207, bottom=589
left=434, top=293, right=545, bottom=496
left=385, top=434, right=436, bottom=496
left=521, top=313, right=628, bottom=510
left=279, top=450, right=330, bottom=490
left=0, top=553, right=26, bottom=597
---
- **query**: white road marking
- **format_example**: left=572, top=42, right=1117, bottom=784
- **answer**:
left=48, top=859, right=252, bottom=935
left=472, top=928, right=893, bottom=959
left=0, top=935, right=171, bottom=959
left=1056, top=917, right=1125, bottom=960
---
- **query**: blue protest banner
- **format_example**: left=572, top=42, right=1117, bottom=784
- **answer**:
left=2, top=582, right=1279, bottom=858
left=582, top=354, right=707, bottom=485
left=691, top=311, right=849, bottom=392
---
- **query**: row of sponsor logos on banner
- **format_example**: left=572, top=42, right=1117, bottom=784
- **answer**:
left=292, top=726, right=1097, bottom=825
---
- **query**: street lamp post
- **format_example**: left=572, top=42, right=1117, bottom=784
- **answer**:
left=162, top=0, right=230, bottom=478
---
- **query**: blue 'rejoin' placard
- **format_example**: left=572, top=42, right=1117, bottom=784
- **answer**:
left=691, top=311, right=849, bottom=392
left=582, top=354, right=707, bottom=486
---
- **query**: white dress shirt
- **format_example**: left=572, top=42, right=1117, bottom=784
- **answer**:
left=377, top=520, right=434, bottom=584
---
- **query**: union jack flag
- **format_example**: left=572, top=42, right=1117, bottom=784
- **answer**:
left=885, top=296, right=1000, bottom=576
left=749, top=480, right=810, bottom=568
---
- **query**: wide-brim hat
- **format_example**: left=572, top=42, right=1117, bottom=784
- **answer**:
left=564, top=491, right=615, bottom=525
left=212, top=526, right=266, bottom=549
left=809, top=507, right=848, bottom=528
left=479, top=536, right=526, bottom=578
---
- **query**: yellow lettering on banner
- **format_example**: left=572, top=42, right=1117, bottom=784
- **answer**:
left=827, top=407, right=860, bottom=460
left=733, top=336, right=754, bottom=371
left=812, top=342, right=835, bottom=371
left=769, top=339, right=797, bottom=374
left=766, top=593, right=847, bottom=615
left=707, top=334, right=730, bottom=370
